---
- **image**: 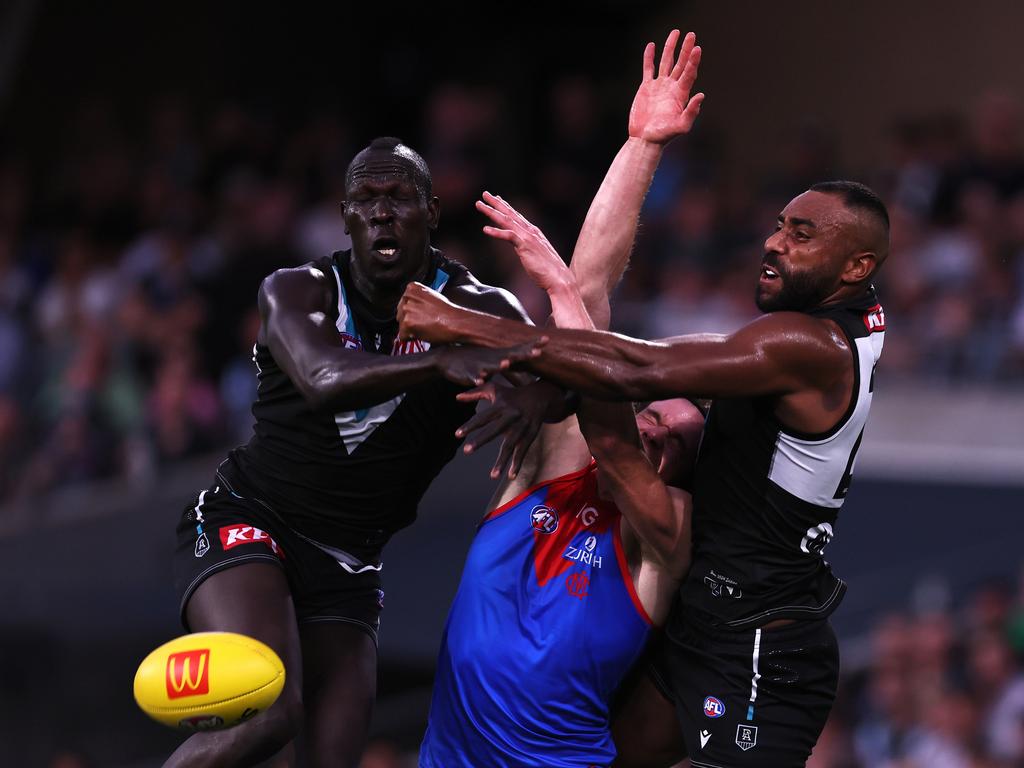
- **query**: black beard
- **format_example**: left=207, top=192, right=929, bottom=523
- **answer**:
left=756, top=264, right=834, bottom=312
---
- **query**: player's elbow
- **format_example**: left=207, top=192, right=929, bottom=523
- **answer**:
left=295, top=366, right=336, bottom=411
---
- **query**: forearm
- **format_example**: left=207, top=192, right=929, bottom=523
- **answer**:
left=546, top=279, right=595, bottom=332
left=445, top=308, right=669, bottom=400
left=570, top=138, right=663, bottom=303
left=291, top=347, right=446, bottom=412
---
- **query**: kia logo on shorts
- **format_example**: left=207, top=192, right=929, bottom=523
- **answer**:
left=703, top=696, right=725, bottom=718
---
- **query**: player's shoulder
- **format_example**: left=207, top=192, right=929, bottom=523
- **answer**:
left=445, top=271, right=531, bottom=323
left=258, top=262, right=333, bottom=312
left=737, top=311, right=850, bottom=362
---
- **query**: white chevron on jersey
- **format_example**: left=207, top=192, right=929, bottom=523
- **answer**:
left=767, top=330, right=885, bottom=508
left=329, top=263, right=450, bottom=453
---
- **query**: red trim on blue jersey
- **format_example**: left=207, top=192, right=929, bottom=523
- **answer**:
left=481, top=461, right=596, bottom=525
left=613, top=522, right=654, bottom=626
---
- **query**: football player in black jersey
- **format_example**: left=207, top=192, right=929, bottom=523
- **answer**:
left=165, top=138, right=561, bottom=768
left=397, top=85, right=890, bottom=768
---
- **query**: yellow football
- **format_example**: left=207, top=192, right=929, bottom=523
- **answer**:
left=133, top=631, right=285, bottom=732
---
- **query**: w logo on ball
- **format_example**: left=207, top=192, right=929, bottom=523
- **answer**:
left=166, top=649, right=210, bottom=699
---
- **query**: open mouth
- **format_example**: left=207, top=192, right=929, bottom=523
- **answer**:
left=371, top=237, right=400, bottom=259
left=761, top=264, right=780, bottom=281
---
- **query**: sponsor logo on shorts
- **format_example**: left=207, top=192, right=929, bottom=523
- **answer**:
left=562, top=534, right=603, bottom=568
left=565, top=571, right=589, bottom=599
left=699, top=729, right=712, bottom=748
left=166, top=649, right=210, bottom=699
left=178, top=714, right=223, bottom=731
left=194, top=532, right=210, bottom=558
left=530, top=504, right=559, bottom=534
left=219, top=524, right=284, bottom=558
left=703, top=696, right=725, bottom=718
left=376, top=589, right=385, bottom=610
left=704, top=569, right=742, bottom=599
left=735, top=724, right=758, bottom=751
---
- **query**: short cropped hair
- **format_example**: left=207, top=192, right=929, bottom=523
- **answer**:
left=809, top=180, right=889, bottom=232
left=346, top=136, right=433, bottom=199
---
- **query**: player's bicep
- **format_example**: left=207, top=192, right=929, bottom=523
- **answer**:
left=259, top=268, right=352, bottom=401
left=647, top=318, right=841, bottom=398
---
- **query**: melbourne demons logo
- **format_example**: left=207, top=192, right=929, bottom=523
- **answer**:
left=530, top=504, right=559, bottom=534
left=565, top=571, right=589, bottom=599
left=166, top=649, right=210, bottom=699
left=863, top=304, right=886, bottom=333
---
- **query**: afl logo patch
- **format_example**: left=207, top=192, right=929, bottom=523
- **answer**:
left=703, top=696, right=725, bottom=718
left=530, top=504, right=559, bottom=534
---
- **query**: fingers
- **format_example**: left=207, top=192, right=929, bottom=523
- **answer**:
left=642, top=41, right=655, bottom=82
left=658, top=28, right=681, bottom=78
left=671, top=32, right=696, bottom=80
left=455, top=382, right=497, bottom=405
left=675, top=92, right=705, bottom=132
left=676, top=45, right=702, bottom=93
left=482, top=225, right=517, bottom=242
left=492, top=420, right=528, bottom=479
left=457, top=410, right=509, bottom=454
left=506, top=421, right=540, bottom=479
left=469, top=415, right=518, bottom=464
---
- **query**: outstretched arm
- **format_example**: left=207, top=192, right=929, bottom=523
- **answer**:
left=258, top=266, right=542, bottom=412
left=397, top=281, right=848, bottom=402
left=570, top=29, right=703, bottom=329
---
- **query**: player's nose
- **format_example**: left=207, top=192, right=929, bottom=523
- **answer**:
left=369, top=199, right=395, bottom=223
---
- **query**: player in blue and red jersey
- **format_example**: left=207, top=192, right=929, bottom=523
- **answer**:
left=419, top=30, right=706, bottom=768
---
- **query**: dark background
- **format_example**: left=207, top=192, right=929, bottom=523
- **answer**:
left=1, top=1, right=1022, bottom=766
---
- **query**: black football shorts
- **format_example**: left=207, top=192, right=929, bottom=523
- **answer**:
left=172, top=478, right=385, bottom=644
left=651, top=614, right=839, bottom=767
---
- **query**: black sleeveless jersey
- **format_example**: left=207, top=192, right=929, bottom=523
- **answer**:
left=671, top=289, right=886, bottom=629
left=220, top=248, right=476, bottom=558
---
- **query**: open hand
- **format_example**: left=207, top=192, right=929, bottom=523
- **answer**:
left=628, top=29, right=704, bottom=145
left=476, top=192, right=573, bottom=295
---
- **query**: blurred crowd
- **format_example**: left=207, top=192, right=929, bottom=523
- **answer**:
left=1, top=81, right=1023, bottom=507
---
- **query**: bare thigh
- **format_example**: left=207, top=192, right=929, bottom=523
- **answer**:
left=299, top=622, right=377, bottom=768
left=163, top=563, right=304, bottom=768
left=612, top=671, right=688, bottom=768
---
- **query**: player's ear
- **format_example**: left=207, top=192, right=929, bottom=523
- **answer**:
left=340, top=201, right=350, bottom=234
left=427, top=196, right=441, bottom=231
left=843, top=251, right=876, bottom=284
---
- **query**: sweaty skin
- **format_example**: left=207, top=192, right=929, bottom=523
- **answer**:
left=398, top=189, right=887, bottom=436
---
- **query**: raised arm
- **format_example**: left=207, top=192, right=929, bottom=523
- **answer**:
left=570, top=29, right=703, bottom=329
left=258, top=266, right=542, bottom=412
left=473, top=190, right=695, bottom=578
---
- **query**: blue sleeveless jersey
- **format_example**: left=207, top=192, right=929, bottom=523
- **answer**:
left=420, top=463, right=652, bottom=768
